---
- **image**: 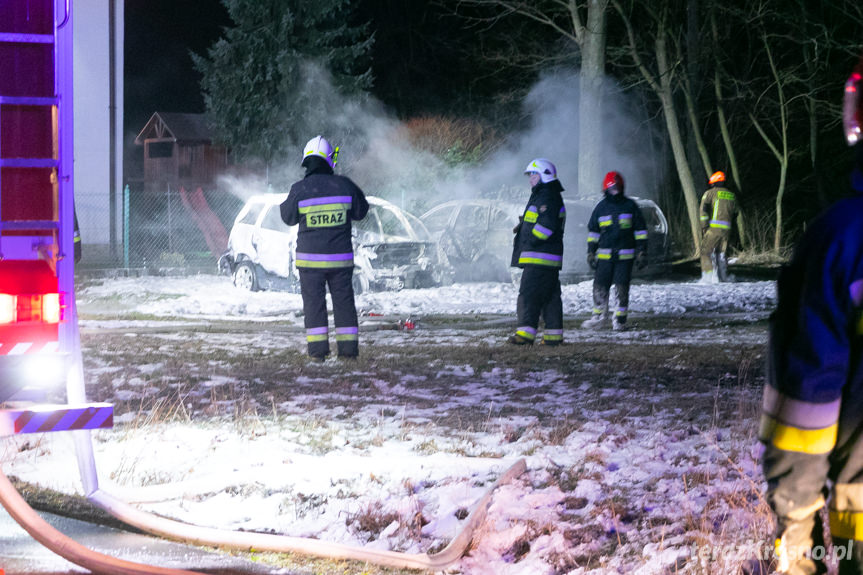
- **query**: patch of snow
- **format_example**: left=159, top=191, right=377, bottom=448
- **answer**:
left=1, top=275, right=778, bottom=573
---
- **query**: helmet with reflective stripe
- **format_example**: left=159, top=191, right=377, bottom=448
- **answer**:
left=524, top=158, right=557, bottom=183
left=303, top=135, right=337, bottom=168
left=708, top=171, right=726, bottom=186
left=844, top=58, right=863, bottom=146
left=602, top=171, right=624, bottom=195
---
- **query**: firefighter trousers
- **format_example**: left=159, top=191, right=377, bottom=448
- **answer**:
left=591, top=258, right=633, bottom=324
left=700, top=227, right=730, bottom=273
left=763, top=422, right=863, bottom=574
left=299, top=267, right=359, bottom=358
left=515, top=266, right=563, bottom=343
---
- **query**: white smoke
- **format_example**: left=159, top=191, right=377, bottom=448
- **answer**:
left=218, top=63, right=662, bottom=217
left=450, top=70, right=662, bottom=203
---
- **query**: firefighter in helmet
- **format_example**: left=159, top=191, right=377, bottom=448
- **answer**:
left=508, top=158, right=566, bottom=345
left=281, top=136, right=369, bottom=360
left=752, top=58, right=863, bottom=575
left=699, top=170, right=738, bottom=283
left=582, top=171, right=648, bottom=331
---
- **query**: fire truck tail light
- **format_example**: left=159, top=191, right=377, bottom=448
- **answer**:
left=42, top=293, right=60, bottom=324
left=0, top=294, right=61, bottom=323
left=0, top=295, right=15, bottom=324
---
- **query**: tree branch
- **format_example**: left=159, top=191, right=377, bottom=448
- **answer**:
left=748, top=113, right=782, bottom=162
left=611, top=0, right=659, bottom=93
left=457, top=0, right=581, bottom=44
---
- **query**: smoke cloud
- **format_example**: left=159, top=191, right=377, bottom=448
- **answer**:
left=218, top=63, right=663, bottom=218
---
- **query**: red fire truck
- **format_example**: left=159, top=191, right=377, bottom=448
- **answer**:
left=0, top=0, right=112, bottom=428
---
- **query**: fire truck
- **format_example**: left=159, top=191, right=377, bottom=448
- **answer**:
left=0, top=1, right=112, bottom=420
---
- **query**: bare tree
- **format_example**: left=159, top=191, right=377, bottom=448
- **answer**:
left=747, top=31, right=790, bottom=252
left=452, top=0, right=610, bottom=197
left=711, top=0, right=859, bottom=252
left=708, top=6, right=747, bottom=248
left=612, top=0, right=703, bottom=251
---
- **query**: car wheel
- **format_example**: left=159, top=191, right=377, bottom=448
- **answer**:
left=233, top=261, right=258, bottom=291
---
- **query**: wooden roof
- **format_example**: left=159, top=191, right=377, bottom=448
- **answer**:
left=134, top=112, right=214, bottom=145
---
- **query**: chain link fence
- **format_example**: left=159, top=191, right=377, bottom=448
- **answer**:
left=118, top=183, right=243, bottom=274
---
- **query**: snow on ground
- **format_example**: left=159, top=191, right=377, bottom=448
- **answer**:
left=3, top=275, right=779, bottom=574
left=76, top=273, right=775, bottom=324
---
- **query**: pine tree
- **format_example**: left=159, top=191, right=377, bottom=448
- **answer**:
left=192, top=0, right=373, bottom=165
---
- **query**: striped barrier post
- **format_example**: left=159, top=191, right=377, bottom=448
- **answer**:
left=0, top=403, right=113, bottom=437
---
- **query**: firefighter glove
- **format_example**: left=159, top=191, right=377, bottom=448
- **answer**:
left=513, top=216, right=523, bottom=234
left=635, top=251, right=647, bottom=270
left=587, top=251, right=598, bottom=270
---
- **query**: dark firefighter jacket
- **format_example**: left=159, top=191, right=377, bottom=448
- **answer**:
left=760, top=193, right=863, bottom=539
left=280, top=164, right=369, bottom=270
left=700, top=185, right=737, bottom=231
left=511, top=180, right=566, bottom=269
left=586, top=193, right=648, bottom=261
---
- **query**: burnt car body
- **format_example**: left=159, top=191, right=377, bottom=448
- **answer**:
left=218, top=194, right=451, bottom=293
left=420, top=197, right=669, bottom=283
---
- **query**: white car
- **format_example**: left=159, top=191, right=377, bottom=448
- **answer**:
left=421, top=197, right=669, bottom=283
left=218, top=194, right=452, bottom=293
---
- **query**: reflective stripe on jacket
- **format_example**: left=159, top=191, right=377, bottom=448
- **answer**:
left=511, top=180, right=566, bottom=268
left=586, top=194, right=647, bottom=259
left=700, top=186, right=737, bottom=230
left=281, top=171, right=369, bottom=269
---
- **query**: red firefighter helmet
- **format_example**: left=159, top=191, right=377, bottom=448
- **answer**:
left=603, top=171, right=624, bottom=195
left=708, top=171, right=726, bottom=185
left=844, top=57, right=863, bottom=146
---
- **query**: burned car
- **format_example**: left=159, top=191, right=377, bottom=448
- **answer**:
left=219, top=194, right=451, bottom=293
left=420, top=197, right=669, bottom=283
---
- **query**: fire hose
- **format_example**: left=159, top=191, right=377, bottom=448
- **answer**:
left=0, top=309, right=528, bottom=573
left=0, top=454, right=525, bottom=573
left=0, top=465, right=201, bottom=575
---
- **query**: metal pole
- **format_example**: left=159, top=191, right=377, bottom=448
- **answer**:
left=167, top=184, right=172, bottom=254
left=123, top=184, right=129, bottom=268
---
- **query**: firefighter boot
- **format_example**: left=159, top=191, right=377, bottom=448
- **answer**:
left=507, top=334, right=534, bottom=345
left=700, top=253, right=719, bottom=284
left=581, top=313, right=608, bottom=329
left=539, top=331, right=563, bottom=346
left=717, top=253, right=736, bottom=282
left=583, top=285, right=610, bottom=328
left=773, top=512, right=828, bottom=575
left=612, top=315, right=627, bottom=332
left=700, top=270, right=718, bottom=284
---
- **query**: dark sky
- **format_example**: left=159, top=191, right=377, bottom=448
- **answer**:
left=124, top=0, right=230, bottom=136
left=123, top=1, right=531, bottom=137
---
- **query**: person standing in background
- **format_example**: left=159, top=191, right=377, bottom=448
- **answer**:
left=508, top=158, right=566, bottom=346
left=582, top=171, right=647, bottom=331
left=699, top=171, right=738, bottom=283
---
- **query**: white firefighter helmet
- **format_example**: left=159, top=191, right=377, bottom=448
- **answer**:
left=524, top=158, right=557, bottom=183
left=302, top=135, right=337, bottom=168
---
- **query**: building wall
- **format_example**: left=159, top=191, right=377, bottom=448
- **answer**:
left=73, top=0, right=123, bottom=265
left=144, top=141, right=179, bottom=184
